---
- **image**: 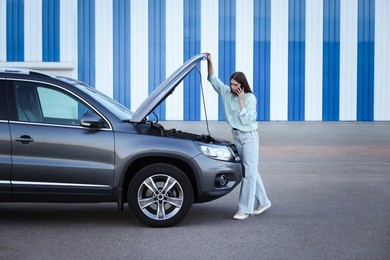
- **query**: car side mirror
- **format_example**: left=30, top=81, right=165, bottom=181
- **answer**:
left=80, top=111, right=107, bottom=129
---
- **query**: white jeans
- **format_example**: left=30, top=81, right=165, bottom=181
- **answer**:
left=232, top=129, right=271, bottom=214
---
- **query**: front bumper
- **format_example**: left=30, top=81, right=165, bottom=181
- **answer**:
left=192, top=153, right=243, bottom=203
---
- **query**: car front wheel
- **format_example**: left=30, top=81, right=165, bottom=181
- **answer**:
left=127, top=163, right=193, bottom=227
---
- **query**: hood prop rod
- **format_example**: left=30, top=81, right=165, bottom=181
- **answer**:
left=195, top=65, right=211, bottom=137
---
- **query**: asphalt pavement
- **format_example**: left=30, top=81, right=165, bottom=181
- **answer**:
left=1, top=122, right=389, bottom=259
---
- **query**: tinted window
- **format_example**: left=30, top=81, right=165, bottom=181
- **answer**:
left=0, top=80, right=8, bottom=120
left=13, top=81, right=92, bottom=126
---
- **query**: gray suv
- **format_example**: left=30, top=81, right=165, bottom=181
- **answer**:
left=0, top=54, right=242, bottom=227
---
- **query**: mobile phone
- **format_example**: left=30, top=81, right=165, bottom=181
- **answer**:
left=234, top=87, right=243, bottom=96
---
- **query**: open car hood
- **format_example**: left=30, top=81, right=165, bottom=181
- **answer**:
left=131, top=53, right=207, bottom=123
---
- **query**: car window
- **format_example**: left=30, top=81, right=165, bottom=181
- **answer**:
left=37, top=87, right=88, bottom=121
left=14, top=81, right=91, bottom=126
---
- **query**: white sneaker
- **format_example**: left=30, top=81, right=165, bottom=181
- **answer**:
left=233, top=211, right=249, bottom=220
left=253, top=203, right=271, bottom=215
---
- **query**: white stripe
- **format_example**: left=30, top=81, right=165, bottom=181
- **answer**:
left=374, top=0, right=390, bottom=120
left=165, top=0, right=184, bottom=120
left=200, top=0, right=219, bottom=121
left=270, top=0, right=289, bottom=120
left=24, top=0, right=42, bottom=62
left=236, top=0, right=253, bottom=89
left=305, top=0, right=323, bottom=121
left=95, top=0, right=113, bottom=98
left=60, top=0, right=77, bottom=78
left=0, top=0, right=6, bottom=61
left=339, top=0, right=358, bottom=120
left=130, top=0, right=149, bottom=112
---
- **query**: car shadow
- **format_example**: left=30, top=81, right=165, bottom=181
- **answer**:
left=0, top=201, right=238, bottom=228
left=181, top=203, right=237, bottom=227
left=0, top=203, right=140, bottom=227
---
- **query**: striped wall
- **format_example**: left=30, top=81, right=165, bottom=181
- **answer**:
left=0, top=0, right=389, bottom=121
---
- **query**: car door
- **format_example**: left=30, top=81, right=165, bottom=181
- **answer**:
left=0, top=79, right=12, bottom=201
left=8, top=79, right=115, bottom=202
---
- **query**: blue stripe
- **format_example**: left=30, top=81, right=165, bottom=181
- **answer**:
left=357, top=0, right=375, bottom=121
left=113, top=0, right=131, bottom=108
left=254, top=0, right=271, bottom=121
left=6, top=0, right=24, bottom=61
left=322, top=0, right=340, bottom=121
left=42, top=0, right=60, bottom=62
left=218, top=0, right=236, bottom=121
left=77, top=0, right=95, bottom=87
left=148, top=0, right=166, bottom=120
left=288, top=0, right=305, bottom=121
left=183, top=0, right=201, bottom=121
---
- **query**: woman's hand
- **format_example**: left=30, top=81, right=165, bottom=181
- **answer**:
left=235, top=87, right=244, bottom=99
left=236, top=87, right=245, bottom=110
left=204, top=52, right=212, bottom=62
left=204, top=52, right=214, bottom=76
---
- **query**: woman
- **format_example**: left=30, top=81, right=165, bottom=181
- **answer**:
left=205, top=52, right=271, bottom=220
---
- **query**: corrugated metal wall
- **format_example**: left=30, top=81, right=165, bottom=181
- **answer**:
left=375, top=0, right=390, bottom=120
left=0, top=0, right=389, bottom=121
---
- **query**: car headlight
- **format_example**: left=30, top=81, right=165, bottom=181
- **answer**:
left=194, top=142, right=235, bottom=162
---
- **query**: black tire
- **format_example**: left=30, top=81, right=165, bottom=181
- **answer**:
left=127, top=163, right=193, bottom=227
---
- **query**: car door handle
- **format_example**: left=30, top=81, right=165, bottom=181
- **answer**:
left=15, top=135, right=35, bottom=144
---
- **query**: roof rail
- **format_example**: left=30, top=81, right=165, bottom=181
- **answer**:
left=0, top=67, right=54, bottom=78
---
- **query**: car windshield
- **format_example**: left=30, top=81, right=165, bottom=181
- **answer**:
left=77, top=83, right=133, bottom=120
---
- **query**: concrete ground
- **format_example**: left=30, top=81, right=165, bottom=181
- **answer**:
left=165, top=121, right=390, bottom=259
left=1, top=122, right=389, bottom=259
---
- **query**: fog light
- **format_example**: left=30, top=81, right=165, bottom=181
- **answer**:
left=219, top=174, right=227, bottom=186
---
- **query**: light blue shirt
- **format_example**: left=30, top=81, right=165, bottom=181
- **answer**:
left=208, top=73, right=258, bottom=132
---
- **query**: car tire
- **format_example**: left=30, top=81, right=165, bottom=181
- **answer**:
left=127, top=163, right=193, bottom=227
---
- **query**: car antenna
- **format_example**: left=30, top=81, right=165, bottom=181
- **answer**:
left=195, top=65, right=211, bottom=137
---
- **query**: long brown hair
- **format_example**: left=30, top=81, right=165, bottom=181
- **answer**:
left=230, top=71, right=252, bottom=93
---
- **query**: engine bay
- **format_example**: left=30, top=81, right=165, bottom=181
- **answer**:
left=132, top=120, right=240, bottom=161
left=133, top=121, right=215, bottom=143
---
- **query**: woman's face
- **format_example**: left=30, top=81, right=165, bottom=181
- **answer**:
left=230, top=79, right=241, bottom=95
